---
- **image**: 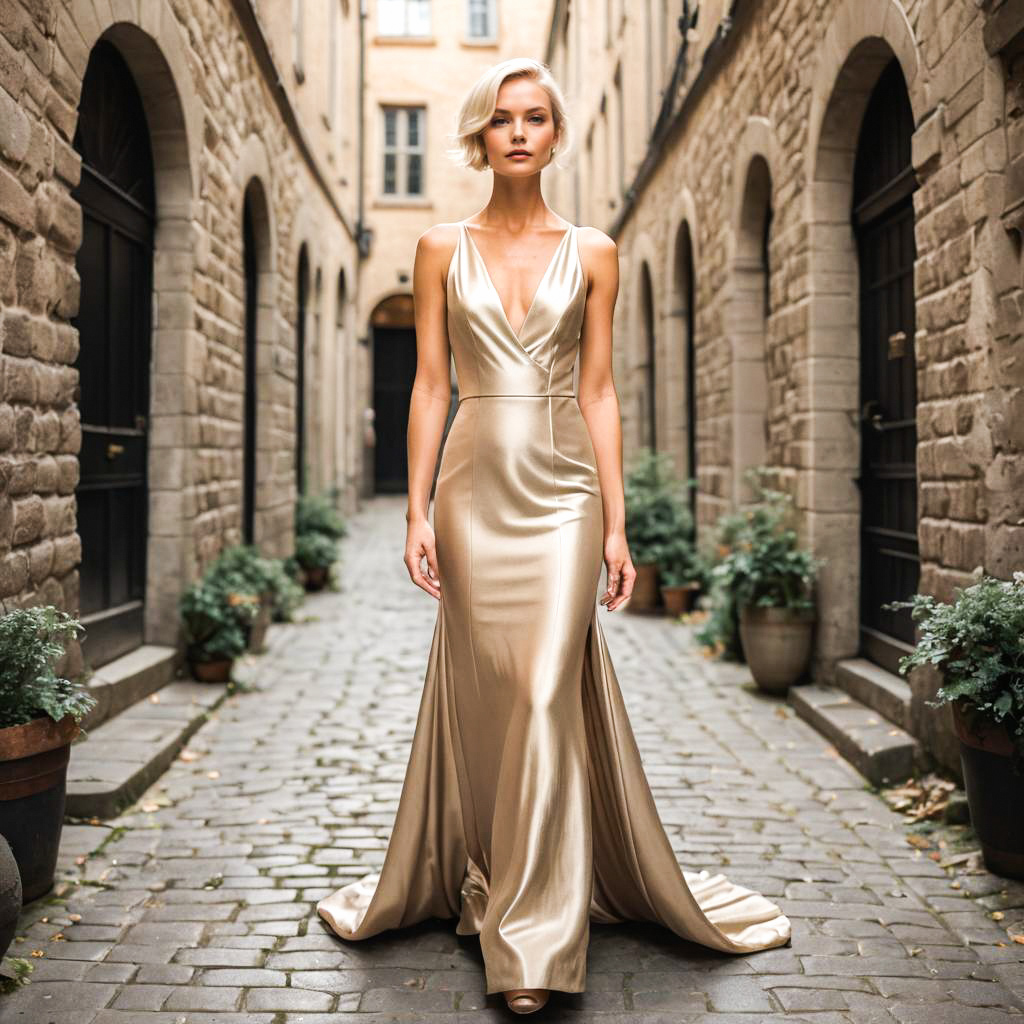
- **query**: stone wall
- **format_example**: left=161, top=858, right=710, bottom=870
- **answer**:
left=549, top=0, right=1023, bottom=770
left=0, top=0, right=360, bottom=661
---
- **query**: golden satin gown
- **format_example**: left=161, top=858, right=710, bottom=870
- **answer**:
left=316, top=220, right=792, bottom=994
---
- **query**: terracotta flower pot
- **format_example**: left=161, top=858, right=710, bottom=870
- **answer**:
left=660, top=583, right=699, bottom=617
left=303, top=565, right=329, bottom=592
left=189, top=657, right=234, bottom=683
left=738, top=605, right=815, bottom=694
left=951, top=698, right=1024, bottom=879
left=629, top=563, right=660, bottom=611
left=0, top=713, right=79, bottom=904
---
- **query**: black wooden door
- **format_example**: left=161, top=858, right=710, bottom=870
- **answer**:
left=72, top=40, right=155, bottom=669
left=373, top=327, right=418, bottom=493
left=853, top=58, right=919, bottom=673
left=296, top=246, right=309, bottom=495
left=243, top=194, right=257, bottom=543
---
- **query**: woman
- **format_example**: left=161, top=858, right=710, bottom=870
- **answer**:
left=317, top=57, right=791, bottom=1015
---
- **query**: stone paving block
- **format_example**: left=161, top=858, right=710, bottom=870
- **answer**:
left=9, top=498, right=1024, bottom=1021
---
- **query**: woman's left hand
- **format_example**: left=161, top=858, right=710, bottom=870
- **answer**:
left=600, top=533, right=636, bottom=611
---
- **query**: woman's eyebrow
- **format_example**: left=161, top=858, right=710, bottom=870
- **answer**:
left=492, top=106, right=548, bottom=114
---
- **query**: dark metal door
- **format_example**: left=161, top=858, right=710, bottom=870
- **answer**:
left=373, top=327, right=418, bottom=493
left=72, top=40, right=155, bottom=669
left=243, top=195, right=257, bottom=543
left=853, top=58, right=919, bottom=673
left=296, top=247, right=309, bottom=495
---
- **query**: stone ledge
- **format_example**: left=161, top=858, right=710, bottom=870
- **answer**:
left=66, top=680, right=228, bottom=819
left=788, top=684, right=921, bottom=787
left=836, top=657, right=913, bottom=731
left=80, top=644, right=181, bottom=730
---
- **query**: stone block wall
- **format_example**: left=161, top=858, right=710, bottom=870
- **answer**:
left=0, top=0, right=360, bottom=660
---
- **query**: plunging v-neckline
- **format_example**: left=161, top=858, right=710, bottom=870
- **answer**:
left=461, top=221, right=574, bottom=341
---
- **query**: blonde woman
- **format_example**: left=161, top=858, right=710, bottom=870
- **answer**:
left=317, top=57, right=791, bottom=1014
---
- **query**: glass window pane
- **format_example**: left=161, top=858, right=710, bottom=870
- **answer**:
left=406, top=153, right=422, bottom=194
left=384, top=109, right=397, bottom=147
left=383, top=153, right=396, bottom=193
left=409, top=0, right=430, bottom=35
left=469, top=0, right=490, bottom=36
left=378, top=0, right=404, bottom=34
left=407, top=109, right=420, bottom=147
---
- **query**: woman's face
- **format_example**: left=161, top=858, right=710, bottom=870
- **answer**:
left=480, top=77, right=558, bottom=175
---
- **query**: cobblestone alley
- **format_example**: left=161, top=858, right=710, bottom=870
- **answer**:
left=3, top=497, right=1024, bottom=1024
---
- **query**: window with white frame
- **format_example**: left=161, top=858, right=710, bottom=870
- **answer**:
left=378, top=0, right=430, bottom=36
left=467, top=0, right=496, bottom=39
left=381, top=106, right=425, bottom=197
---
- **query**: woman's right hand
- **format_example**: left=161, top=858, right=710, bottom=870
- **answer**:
left=405, top=518, right=441, bottom=599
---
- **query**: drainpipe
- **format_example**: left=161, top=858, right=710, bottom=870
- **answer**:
left=355, top=0, right=371, bottom=258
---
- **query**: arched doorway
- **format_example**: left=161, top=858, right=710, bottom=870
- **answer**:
left=853, top=57, right=919, bottom=670
left=295, top=245, right=310, bottom=495
left=729, top=154, right=772, bottom=503
left=241, top=183, right=260, bottom=544
left=72, top=39, right=155, bottom=668
left=674, top=221, right=698, bottom=518
left=371, top=294, right=418, bottom=493
left=638, top=262, right=657, bottom=451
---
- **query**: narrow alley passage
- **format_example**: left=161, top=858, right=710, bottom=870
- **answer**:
left=5, top=497, right=1023, bottom=1023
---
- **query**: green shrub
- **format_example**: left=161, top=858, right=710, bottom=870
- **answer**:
left=624, top=449, right=696, bottom=569
left=295, top=530, right=339, bottom=571
left=179, top=579, right=250, bottom=663
left=296, top=492, right=347, bottom=541
left=0, top=605, right=96, bottom=729
left=696, top=473, right=819, bottom=659
left=887, top=573, right=1024, bottom=773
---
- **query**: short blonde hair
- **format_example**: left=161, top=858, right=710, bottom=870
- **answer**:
left=448, top=58, right=572, bottom=172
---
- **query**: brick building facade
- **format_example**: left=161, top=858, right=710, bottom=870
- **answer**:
left=0, top=0, right=362, bottom=678
left=546, top=0, right=1023, bottom=772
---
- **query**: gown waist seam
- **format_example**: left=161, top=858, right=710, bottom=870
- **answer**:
left=458, top=394, right=576, bottom=400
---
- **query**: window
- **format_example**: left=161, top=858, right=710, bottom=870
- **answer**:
left=467, top=0, right=496, bottom=39
left=381, top=106, right=425, bottom=196
left=378, top=0, right=430, bottom=36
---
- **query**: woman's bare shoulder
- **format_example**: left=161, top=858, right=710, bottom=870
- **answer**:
left=577, top=225, right=617, bottom=257
left=416, top=222, right=462, bottom=256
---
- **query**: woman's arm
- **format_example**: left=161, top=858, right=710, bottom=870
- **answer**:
left=576, top=227, right=636, bottom=611
left=404, top=224, right=458, bottom=600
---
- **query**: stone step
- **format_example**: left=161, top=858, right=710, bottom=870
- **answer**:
left=80, top=644, right=181, bottom=731
left=788, top=683, right=921, bottom=787
left=66, top=680, right=228, bottom=819
left=835, top=656, right=912, bottom=731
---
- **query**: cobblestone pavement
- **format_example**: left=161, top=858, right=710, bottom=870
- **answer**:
left=4, top=495, right=1024, bottom=1023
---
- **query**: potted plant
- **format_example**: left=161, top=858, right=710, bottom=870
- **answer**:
left=888, top=573, right=1024, bottom=879
left=296, top=492, right=347, bottom=543
left=659, top=542, right=703, bottom=617
left=709, top=484, right=820, bottom=693
left=179, top=579, right=252, bottom=682
left=695, top=505, right=756, bottom=661
left=295, top=531, right=339, bottom=591
left=624, top=450, right=694, bottom=612
left=0, top=605, right=97, bottom=903
left=206, top=545, right=291, bottom=653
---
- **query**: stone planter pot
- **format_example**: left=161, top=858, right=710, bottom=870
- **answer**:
left=629, top=563, right=660, bottom=611
left=303, top=565, right=329, bottom=592
left=0, top=835, right=22, bottom=958
left=189, top=657, right=234, bottom=683
left=660, top=583, right=699, bottom=617
left=0, top=713, right=79, bottom=904
left=245, top=594, right=273, bottom=654
left=951, top=698, right=1024, bottom=879
left=738, top=605, right=815, bottom=694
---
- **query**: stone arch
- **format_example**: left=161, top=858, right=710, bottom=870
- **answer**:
left=802, top=0, right=926, bottom=671
left=61, top=6, right=198, bottom=650
left=240, top=174, right=276, bottom=548
left=724, top=117, right=781, bottom=504
left=624, top=230, right=661, bottom=458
